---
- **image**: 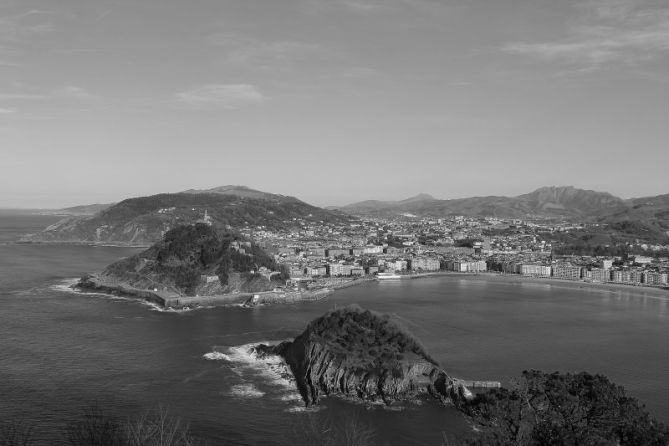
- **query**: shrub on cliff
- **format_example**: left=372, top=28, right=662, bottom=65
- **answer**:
left=457, top=370, right=669, bottom=446
left=306, top=305, right=435, bottom=370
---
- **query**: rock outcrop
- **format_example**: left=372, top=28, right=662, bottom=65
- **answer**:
left=254, top=306, right=472, bottom=406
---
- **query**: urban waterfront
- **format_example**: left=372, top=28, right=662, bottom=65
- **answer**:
left=2, top=214, right=669, bottom=445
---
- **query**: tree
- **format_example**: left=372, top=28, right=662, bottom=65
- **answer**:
left=458, top=371, right=669, bottom=446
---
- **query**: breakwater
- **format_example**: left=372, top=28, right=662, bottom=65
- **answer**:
left=77, top=274, right=335, bottom=309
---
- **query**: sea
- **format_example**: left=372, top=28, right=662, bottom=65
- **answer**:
left=2, top=210, right=669, bottom=445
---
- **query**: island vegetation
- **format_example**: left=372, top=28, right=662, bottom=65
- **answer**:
left=92, top=223, right=288, bottom=296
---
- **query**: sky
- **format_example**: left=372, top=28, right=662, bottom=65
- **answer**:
left=1, top=0, right=669, bottom=208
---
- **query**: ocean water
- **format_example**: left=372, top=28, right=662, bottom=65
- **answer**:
left=2, top=211, right=669, bottom=445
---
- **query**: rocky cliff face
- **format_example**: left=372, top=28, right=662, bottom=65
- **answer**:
left=254, top=306, right=472, bottom=407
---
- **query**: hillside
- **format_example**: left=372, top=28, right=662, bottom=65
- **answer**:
left=84, top=223, right=287, bottom=296
left=598, top=193, right=669, bottom=240
left=21, top=187, right=349, bottom=245
left=40, top=203, right=114, bottom=216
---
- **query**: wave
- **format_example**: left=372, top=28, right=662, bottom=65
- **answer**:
left=203, top=342, right=303, bottom=409
left=48, top=278, right=81, bottom=293
left=203, top=351, right=231, bottom=361
left=230, top=384, right=265, bottom=398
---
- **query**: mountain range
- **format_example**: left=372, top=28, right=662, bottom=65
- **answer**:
left=334, top=186, right=631, bottom=219
left=21, top=186, right=349, bottom=246
left=19, top=185, right=669, bottom=245
left=334, top=186, right=669, bottom=241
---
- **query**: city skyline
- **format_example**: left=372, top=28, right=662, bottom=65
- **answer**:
left=2, top=0, right=669, bottom=208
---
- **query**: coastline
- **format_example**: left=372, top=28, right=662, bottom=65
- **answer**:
left=76, top=274, right=341, bottom=309
left=17, top=240, right=151, bottom=248
left=75, top=270, right=669, bottom=311
left=477, top=273, right=669, bottom=296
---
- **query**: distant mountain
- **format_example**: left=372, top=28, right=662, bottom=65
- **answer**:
left=336, top=186, right=631, bottom=219
left=335, top=186, right=669, bottom=242
left=40, top=203, right=114, bottom=216
left=181, top=185, right=282, bottom=201
left=518, top=186, right=627, bottom=217
left=337, top=193, right=439, bottom=214
left=22, top=186, right=349, bottom=246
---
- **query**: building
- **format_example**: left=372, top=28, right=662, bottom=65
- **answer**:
left=453, top=260, right=487, bottom=273
left=587, top=268, right=610, bottom=282
left=520, top=264, right=551, bottom=277
left=307, top=247, right=326, bottom=257
left=327, top=263, right=344, bottom=277
left=385, top=260, right=407, bottom=272
left=306, top=266, right=327, bottom=277
left=289, top=266, right=305, bottom=278
left=410, top=257, right=441, bottom=272
left=327, top=248, right=351, bottom=258
left=611, top=269, right=643, bottom=284
left=643, top=271, right=668, bottom=286
left=600, top=259, right=613, bottom=269
left=551, top=264, right=582, bottom=280
left=364, top=245, right=384, bottom=255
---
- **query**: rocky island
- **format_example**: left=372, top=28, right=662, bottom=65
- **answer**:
left=251, top=307, right=669, bottom=445
left=253, top=305, right=473, bottom=406
left=77, top=223, right=300, bottom=307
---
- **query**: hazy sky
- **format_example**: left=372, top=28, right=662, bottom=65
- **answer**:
left=2, top=0, right=669, bottom=208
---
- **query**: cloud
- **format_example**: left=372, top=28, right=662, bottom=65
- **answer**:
left=176, top=84, right=265, bottom=109
left=0, top=9, right=55, bottom=42
left=52, top=86, right=95, bottom=99
left=0, top=107, right=16, bottom=114
left=502, top=0, right=669, bottom=71
left=0, top=9, right=55, bottom=66
left=302, top=0, right=384, bottom=14
left=208, top=34, right=320, bottom=69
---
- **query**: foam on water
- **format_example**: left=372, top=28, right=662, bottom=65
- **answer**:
left=204, top=342, right=303, bottom=408
left=49, top=278, right=81, bottom=293
left=230, top=384, right=265, bottom=398
left=203, top=352, right=231, bottom=361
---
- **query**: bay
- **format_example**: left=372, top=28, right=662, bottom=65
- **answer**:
left=2, top=212, right=669, bottom=445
